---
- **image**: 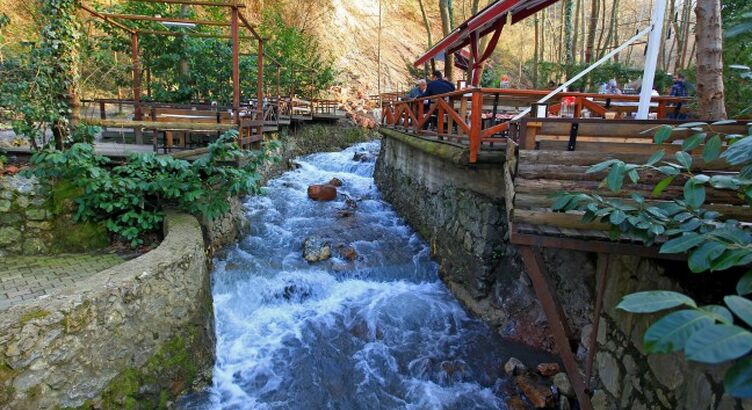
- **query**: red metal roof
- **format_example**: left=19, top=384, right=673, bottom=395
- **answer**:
left=414, top=0, right=562, bottom=68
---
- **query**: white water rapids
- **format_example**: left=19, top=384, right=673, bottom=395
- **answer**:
left=180, top=141, right=549, bottom=409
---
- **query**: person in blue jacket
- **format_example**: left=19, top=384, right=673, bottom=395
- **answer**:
left=423, top=70, right=456, bottom=97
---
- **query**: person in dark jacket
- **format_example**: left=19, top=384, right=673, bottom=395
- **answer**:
left=423, top=70, right=456, bottom=97
left=421, top=70, right=455, bottom=130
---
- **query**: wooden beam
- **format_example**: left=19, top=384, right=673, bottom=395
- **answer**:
left=129, top=0, right=245, bottom=7
left=98, top=12, right=230, bottom=27
left=518, top=246, right=593, bottom=410
left=257, top=37, right=264, bottom=122
left=79, top=4, right=135, bottom=34
left=84, top=119, right=236, bottom=132
left=237, top=11, right=261, bottom=41
left=136, top=29, right=251, bottom=39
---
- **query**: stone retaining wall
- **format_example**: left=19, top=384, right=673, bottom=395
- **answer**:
left=374, top=129, right=751, bottom=410
left=0, top=175, right=108, bottom=257
left=0, top=212, right=212, bottom=409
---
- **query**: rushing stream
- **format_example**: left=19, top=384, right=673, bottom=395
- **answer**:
left=181, top=141, right=550, bottom=409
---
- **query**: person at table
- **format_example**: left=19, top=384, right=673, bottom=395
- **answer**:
left=670, top=73, right=689, bottom=97
left=422, top=70, right=456, bottom=97
left=499, top=74, right=511, bottom=88
left=600, top=79, right=622, bottom=94
left=405, top=79, right=427, bottom=99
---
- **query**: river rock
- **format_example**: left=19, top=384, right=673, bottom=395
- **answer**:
left=337, top=210, right=354, bottom=218
left=553, top=372, right=574, bottom=398
left=353, top=152, right=370, bottom=162
left=504, top=357, right=527, bottom=376
left=537, top=363, right=560, bottom=377
left=559, top=395, right=571, bottom=410
left=340, top=246, right=358, bottom=261
left=505, top=395, right=529, bottom=410
left=515, top=375, right=554, bottom=408
left=307, top=184, right=337, bottom=201
left=344, top=198, right=358, bottom=209
left=328, top=177, right=344, bottom=187
left=303, top=236, right=331, bottom=262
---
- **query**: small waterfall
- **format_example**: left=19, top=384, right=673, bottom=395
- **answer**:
left=181, top=141, right=547, bottom=409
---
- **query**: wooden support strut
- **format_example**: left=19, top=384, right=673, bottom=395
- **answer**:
left=518, top=245, right=593, bottom=410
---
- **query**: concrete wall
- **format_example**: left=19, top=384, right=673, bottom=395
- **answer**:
left=375, top=129, right=751, bottom=410
left=0, top=213, right=213, bottom=409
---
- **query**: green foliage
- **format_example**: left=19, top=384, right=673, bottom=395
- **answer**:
left=26, top=130, right=279, bottom=247
left=723, top=0, right=752, bottom=117
left=554, top=122, right=752, bottom=398
left=0, top=0, right=86, bottom=148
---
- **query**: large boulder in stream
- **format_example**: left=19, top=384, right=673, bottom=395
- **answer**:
left=307, top=184, right=337, bottom=201
left=303, top=236, right=332, bottom=263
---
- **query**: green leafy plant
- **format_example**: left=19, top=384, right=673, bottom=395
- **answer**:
left=552, top=121, right=752, bottom=397
left=26, top=130, right=280, bottom=247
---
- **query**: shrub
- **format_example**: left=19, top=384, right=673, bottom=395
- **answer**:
left=26, top=130, right=279, bottom=247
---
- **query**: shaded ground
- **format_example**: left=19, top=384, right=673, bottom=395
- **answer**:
left=0, top=254, right=125, bottom=310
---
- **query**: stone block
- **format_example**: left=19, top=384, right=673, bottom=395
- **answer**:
left=25, top=209, right=48, bottom=221
left=22, top=238, right=48, bottom=255
left=26, top=221, right=53, bottom=231
left=0, top=227, right=21, bottom=246
left=0, top=199, right=10, bottom=213
left=596, top=351, right=621, bottom=397
left=15, top=195, right=29, bottom=209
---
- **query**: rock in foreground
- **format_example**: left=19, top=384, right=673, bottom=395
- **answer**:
left=307, top=184, right=337, bottom=201
left=303, top=236, right=332, bottom=262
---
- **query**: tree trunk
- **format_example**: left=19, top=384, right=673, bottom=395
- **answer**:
left=534, top=12, right=540, bottom=87
left=564, top=0, right=574, bottom=66
left=694, top=0, right=726, bottom=119
left=418, top=0, right=436, bottom=73
left=439, top=0, right=454, bottom=79
left=585, top=0, right=599, bottom=62
left=572, top=0, right=581, bottom=63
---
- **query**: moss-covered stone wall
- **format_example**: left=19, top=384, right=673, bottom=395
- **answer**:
left=0, top=213, right=212, bottom=409
left=0, top=175, right=107, bottom=256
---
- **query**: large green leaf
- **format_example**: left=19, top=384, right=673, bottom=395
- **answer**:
left=617, top=291, right=697, bottom=313
left=682, top=133, right=706, bottom=151
left=703, top=135, right=722, bottom=163
left=606, top=161, right=626, bottom=192
left=654, top=125, right=673, bottom=144
left=587, top=159, right=620, bottom=174
left=685, top=324, right=752, bottom=364
left=646, top=149, right=665, bottom=166
left=738, top=271, right=752, bottom=296
left=676, top=151, right=693, bottom=170
left=652, top=176, right=675, bottom=196
left=722, top=136, right=752, bottom=166
left=643, top=309, right=715, bottom=353
left=683, top=180, right=706, bottom=209
left=660, top=233, right=705, bottom=254
left=688, top=242, right=727, bottom=273
left=724, top=356, right=752, bottom=398
left=726, top=296, right=752, bottom=328
left=702, top=305, right=734, bottom=324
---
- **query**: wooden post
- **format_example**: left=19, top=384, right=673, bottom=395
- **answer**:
left=469, top=90, right=482, bottom=163
left=131, top=33, right=142, bottom=121
left=231, top=6, right=240, bottom=125
left=519, top=246, right=593, bottom=410
left=99, top=101, right=106, bottom=120
left=131, top=32, right=143, bottom=144
left=256, top=38, right=264, bottom=143
left=417, top=100, right=424, bottom=134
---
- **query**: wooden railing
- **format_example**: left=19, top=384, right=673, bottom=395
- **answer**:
left=380, top=88, right=691, bottom=163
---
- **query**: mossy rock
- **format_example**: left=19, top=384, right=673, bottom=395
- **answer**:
left=48, top=180, right=109, bottom=252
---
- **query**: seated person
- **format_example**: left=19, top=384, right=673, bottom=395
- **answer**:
left=405, top=79, right=427, bottom=99
left=423, top=70, right=456, bottom=97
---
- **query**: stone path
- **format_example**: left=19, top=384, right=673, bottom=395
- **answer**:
left=0, top=254, right=125, bottom=310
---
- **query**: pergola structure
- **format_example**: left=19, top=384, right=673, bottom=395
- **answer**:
left=414, top=0, right=562, bottom=86
left=79, top=0, right=263, bottom=125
